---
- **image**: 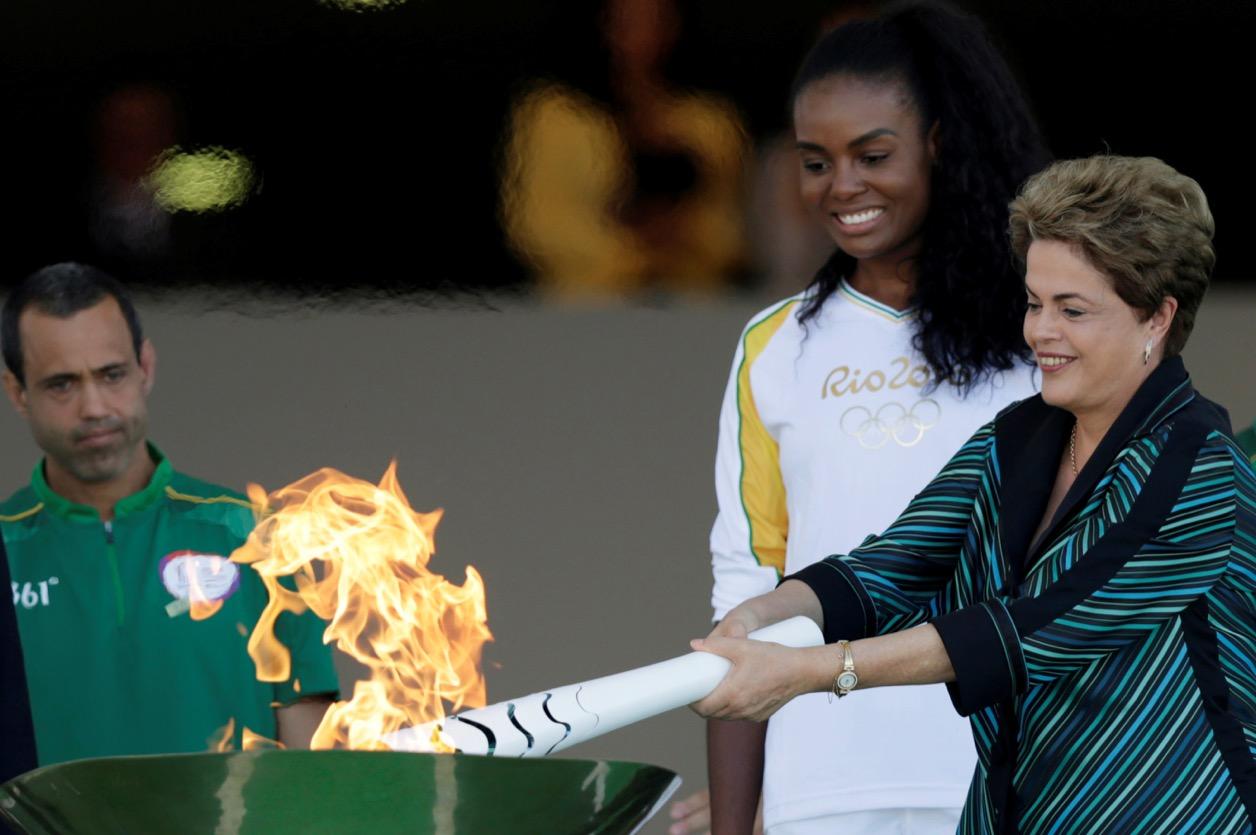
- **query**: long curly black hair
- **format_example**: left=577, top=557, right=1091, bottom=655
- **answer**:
left=794, top=0, right=1050, bottom=390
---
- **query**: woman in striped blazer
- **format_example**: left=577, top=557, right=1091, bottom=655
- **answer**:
left=692, top=155, right=1256, bottom=834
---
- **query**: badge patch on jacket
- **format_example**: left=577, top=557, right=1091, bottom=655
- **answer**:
left=160, top=551, right=240, bottom=617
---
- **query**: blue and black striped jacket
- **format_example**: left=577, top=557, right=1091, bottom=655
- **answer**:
left=794, top=356, right=1256, bottom=834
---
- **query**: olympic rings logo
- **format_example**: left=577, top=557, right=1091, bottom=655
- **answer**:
left=839, top=399, right=942, bottom=449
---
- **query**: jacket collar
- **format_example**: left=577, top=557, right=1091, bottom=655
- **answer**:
left=997, top=356, right=1196, bottom=580
left=32, top=443, right=173, bottom=522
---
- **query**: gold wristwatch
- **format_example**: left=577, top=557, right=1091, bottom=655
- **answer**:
left=833, top=640, right=858, bottom=698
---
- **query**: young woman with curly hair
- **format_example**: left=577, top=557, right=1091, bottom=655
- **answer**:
left=681, top=4, right=1051, bottom=834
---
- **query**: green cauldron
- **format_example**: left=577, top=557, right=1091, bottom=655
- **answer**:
left=0, top=750, right=680, bottom=834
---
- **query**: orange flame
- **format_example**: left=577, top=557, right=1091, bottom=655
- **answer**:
left=188, top=555, right=227, bottom=622
left=232, top=461, right=491, bottom=751
left=242, top=727, right=285, bottom=751
left=209, top=718, right=235, bottom=752
left=207, top=718, right=285, bottom=752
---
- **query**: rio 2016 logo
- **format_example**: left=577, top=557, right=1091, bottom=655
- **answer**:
left=840, top=400, right=942, bottom=449
left=821, top=356, right=931, bottom=399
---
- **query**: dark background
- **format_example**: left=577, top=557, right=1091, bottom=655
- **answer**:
left=1, top=0, right=1250, bottom=294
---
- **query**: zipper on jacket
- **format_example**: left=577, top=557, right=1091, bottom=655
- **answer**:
left=103, top=522, right=125, bottom=626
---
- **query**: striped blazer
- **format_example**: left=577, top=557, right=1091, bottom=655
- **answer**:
left=793, top=356, right=1256, bottom=834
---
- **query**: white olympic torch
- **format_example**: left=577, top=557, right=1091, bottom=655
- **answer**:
left=385, top=615, right=823, bottom=757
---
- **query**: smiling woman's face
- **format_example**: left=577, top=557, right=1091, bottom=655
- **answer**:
left=1023, top=239, right=1174, bottom=423
left=793, top=75, right=936, bottom=264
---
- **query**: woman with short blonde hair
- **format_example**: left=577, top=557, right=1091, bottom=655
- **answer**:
left=693, top=155, right=1256, bottom=834
left=1009, top=154, right=1214, bottom=357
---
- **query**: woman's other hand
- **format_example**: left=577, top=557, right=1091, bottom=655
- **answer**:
left=707, top=579, right=825, bottom=642
left=707, top=603, right=761, bottom=640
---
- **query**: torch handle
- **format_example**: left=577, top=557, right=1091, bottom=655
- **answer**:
left=554, top=616, right=822, bottom=739
left=386, top=616, right=824, bottom=757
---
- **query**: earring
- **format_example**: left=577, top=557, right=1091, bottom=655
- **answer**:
left=1143, top=340, right=1153, bottom=365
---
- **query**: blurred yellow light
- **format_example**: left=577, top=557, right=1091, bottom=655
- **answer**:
left=148, top=146, right=256, bottom=213
left=320, top=0, right=408, bottom=10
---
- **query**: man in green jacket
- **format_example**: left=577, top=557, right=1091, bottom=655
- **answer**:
left=1, top=263, right=338, bottom=766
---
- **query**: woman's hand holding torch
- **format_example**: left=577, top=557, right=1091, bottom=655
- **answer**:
left=689, top=580, right=834, bottom=723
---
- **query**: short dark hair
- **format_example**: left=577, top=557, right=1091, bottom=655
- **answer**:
left=2, top=263, right=145, bottom=386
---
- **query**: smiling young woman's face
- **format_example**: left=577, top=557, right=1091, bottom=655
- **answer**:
left=1023, top=239, right=1174, bottom=423
left=793, top=75, right=936, bottom=264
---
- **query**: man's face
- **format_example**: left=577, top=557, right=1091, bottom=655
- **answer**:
left=3, top=297, right=155, bottom=487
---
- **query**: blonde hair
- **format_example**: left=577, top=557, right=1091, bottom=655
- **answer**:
left=1008, top=155, right=1214, bottom=357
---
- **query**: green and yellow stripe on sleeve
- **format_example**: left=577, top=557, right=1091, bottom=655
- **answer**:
left=734, top=299, right=797, bottom=575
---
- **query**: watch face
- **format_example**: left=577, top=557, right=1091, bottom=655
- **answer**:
left=837, top=671, right=858, bottom=691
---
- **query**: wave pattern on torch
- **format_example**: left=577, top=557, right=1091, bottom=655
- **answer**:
left=386, top=617, right=822, bottom=757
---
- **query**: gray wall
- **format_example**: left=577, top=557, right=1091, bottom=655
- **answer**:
left=2, top=288, right=1252, bottom=832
